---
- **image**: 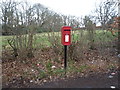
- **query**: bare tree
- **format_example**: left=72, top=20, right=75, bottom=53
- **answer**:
left=95, top=0, right=118, bottom=29
left=1, top=0, right=19, bottom=35
left=118, top=0, right=120, bottom=55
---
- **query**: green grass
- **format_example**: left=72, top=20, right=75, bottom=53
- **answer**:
left=1, top=30, right=116, bottom=50
left=73, top=30, right=115, bottom=42
left=1, top=36, right=12, bottom=45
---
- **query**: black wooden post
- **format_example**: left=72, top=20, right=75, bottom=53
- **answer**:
left=64, top=45, right=67, bottom=70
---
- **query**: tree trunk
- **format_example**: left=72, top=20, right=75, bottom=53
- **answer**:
left=27, top=33, right=34, bottom=58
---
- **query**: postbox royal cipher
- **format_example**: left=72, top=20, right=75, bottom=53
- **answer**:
left=61, top=26, right=71, bottom=45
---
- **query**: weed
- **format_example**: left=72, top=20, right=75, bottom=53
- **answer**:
left=107, top=64, right=116, bottom=70
left=53, top=69, right=65, bottom=75
left=46, top=60, right=53, bottom=75
left=38, top=70, right=46, bottom=79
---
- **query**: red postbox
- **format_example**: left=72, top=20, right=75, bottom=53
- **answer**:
left=61, top=26, right=71, bottom=45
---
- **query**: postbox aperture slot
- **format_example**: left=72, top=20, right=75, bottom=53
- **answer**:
left=64, top=29, right=70, bottom=31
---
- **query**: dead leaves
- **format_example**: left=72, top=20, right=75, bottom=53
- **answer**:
left=2, top=47, right=119, bottom=88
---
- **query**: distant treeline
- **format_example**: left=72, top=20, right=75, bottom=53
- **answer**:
left=0, top=0, right=118, bottom=35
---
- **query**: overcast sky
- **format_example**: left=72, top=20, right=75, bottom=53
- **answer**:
left=1, top=0, right=102, bottom=17
left=28, top=0, right=101, bottom=17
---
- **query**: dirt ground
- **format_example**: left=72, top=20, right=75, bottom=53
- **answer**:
left=2, top=69, right=119, bottom=88
left=2, top=41, right=119, bottom=88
